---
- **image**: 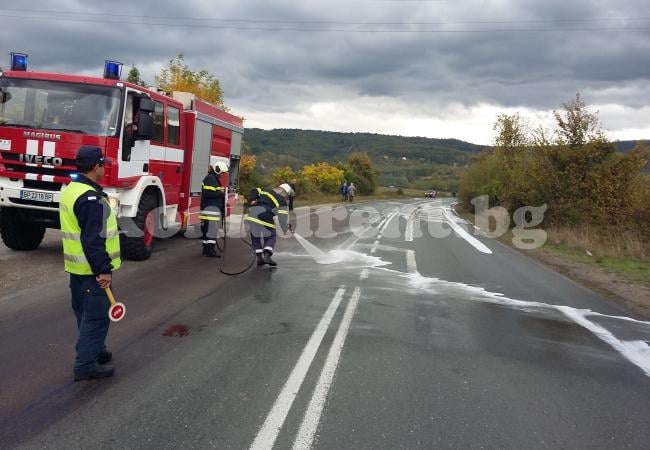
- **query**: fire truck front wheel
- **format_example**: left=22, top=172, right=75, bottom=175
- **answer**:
left=120, top=191, right=159, bottom=261
left=0, top=207, right=46, bottom=251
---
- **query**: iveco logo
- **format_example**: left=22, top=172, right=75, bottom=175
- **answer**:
left=19, top=154, right=64, bottom=166
left=23, top=131, right=61, bottom=140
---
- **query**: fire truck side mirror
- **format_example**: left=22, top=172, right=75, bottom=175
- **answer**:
left=139, top=98, right=155, bottom=113
left=0, top=89, right=10, bottom=104
left=136, top=113, right=153, bottom=140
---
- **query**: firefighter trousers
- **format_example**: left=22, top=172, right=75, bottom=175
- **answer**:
left=200, top=206, right=222, bottom=244
left=249, top=222, right=277, bottom=254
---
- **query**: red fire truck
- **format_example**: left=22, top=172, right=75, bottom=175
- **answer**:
left=0, top=55, right=243, bottom=260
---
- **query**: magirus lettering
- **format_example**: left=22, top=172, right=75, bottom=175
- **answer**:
left=19, top=154, right=63, bottom=166
left=23, top=131, right=61, bottom=140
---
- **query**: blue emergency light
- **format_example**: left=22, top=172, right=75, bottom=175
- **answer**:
left=103, top=60, right=122, bottom=80
left=10, top=52, right=28, bottom=71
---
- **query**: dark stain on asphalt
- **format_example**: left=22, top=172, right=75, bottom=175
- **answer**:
left=162, top=324, right=190, bottom=337
left=264, top=322, right=290, bottom=336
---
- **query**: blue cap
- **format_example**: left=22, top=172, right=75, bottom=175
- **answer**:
left=75, top=146, right=105, bottom=166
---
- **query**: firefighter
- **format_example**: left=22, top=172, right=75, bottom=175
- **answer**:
left=200, top=161, right=228, bottom=257
left=59, top=146, right=121, bottom=381
left=245, top=183, right=294, bottom=266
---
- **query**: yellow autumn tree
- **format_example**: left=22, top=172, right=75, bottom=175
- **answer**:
left=302, top=162, right=344, bottom=194
left=238, top=154, right=262, bottom=196
left=155, top=54, right=225, bottom=107
left=271, top=166, right=299, bottom=186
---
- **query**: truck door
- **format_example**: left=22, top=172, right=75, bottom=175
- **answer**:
left=162, top=104, right=183, bottom=206
left=119, top=91, right=149, bottom=179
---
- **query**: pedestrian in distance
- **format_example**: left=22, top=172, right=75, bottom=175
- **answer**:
left=200, top=161, right=228, bottom=258
left=347, top=182, right=356, bottom=202
left=341, top=181, right=348, bottom=202
left=59, top=146, right=121, bottom=381
left=245, top=183, right=293, bottom=267
left=288, top=178, right=297, bottom=212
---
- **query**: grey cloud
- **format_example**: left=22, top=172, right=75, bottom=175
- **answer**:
left=1, top=0, right=648, bottom=136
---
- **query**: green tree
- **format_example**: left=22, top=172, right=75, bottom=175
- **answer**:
left=155, top=54, right=225, bottom=107
left=238, top=153, right=264, bottom=198
left=493, top=113, right=528, bottom=166
left=126, top=65, right=148, bottom=87
left=347, top=152, right=378, bottom=195
left=553, top=93, right=606, bottom=147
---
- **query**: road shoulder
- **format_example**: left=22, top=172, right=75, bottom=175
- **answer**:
left=453, top=204, right=650, bottom=320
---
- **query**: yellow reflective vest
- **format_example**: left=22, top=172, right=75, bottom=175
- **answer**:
left=59, top=181, right=121, bottom=275
left=244, top=188, right=288, bottom=229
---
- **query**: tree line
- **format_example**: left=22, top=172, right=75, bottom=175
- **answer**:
left=238, top=151, right=379, bottom=199
left=459, top=94, right=649, bottom=239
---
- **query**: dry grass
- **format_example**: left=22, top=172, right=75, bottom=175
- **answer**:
left=546, top=226, right=649, bottom=261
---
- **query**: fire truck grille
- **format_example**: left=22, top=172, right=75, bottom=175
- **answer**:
left=23, top=179, right=63, bottom=192
left=8, top=197, right=60, bottom=208
left=0, top=152, right=76, bottom=179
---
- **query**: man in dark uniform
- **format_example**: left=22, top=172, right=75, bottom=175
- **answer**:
left=245, top=183, right=293, bottom=266
left=200, top=162, right=228, bottom=257
left=288, top=178, right=297, bottom=211
left=59, top=146, right=121, bottom=381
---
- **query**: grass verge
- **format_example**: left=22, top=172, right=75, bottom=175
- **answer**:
left=455, top=205, right=649, bottom=287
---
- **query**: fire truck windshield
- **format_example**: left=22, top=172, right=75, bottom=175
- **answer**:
left=0, top=78, right=121, bottom=137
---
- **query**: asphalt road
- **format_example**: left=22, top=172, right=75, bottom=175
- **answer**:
left=1, top=199, right=650, bottom=449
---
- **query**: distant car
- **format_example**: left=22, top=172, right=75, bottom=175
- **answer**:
left=424, top=190, right=437, bottom=198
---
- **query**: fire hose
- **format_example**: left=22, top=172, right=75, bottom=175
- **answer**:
left=216, top=210, right=293, bottom=276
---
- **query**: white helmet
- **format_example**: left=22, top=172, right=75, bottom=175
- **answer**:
left=213, top=161, right=229, bottom=174
left=279, top=183, right=295, bottom=197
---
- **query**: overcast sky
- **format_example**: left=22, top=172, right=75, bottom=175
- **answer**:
left=1, top=1, right=649, bottom=144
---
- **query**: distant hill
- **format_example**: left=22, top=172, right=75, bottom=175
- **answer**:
left=242, top=129, right=647, bottom=188
left=614, top=140, right=647, bottom=152
left=243, top=128, right=485, bottom=168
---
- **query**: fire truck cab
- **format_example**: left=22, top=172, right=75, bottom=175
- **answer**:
left=0, top=56, right=243, bottom=260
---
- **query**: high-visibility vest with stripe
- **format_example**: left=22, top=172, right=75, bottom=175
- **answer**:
left=59, top=182, right=121, bottom=275
left=201, top=183, right=223, bottom=192
left=244, top=188, right=288, bottom=228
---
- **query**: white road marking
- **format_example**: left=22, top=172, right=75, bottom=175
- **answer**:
left=442, top=208, right=492, bottom=254
left=292, top=287, right=362, bottom=450
left=378, top=211, right=399, bottom=235
left=249, top=287, right=347, bottom=450
left=405, top=209, right=417, bottom=242
left=360, top=269, right=369, bottom=280
left=406, top=250, right=417, bottom=274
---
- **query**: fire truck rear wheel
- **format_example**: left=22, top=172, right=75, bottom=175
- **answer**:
left=0, top=207, right=46, bottom=251
left=120, top=191, right=158, bottom=261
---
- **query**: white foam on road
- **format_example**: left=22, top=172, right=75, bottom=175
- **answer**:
left=292, top=232, right=343, bottom=264
left=283, top=250, right=390, bottom=269
left=396, top=270, right=650, bottom=378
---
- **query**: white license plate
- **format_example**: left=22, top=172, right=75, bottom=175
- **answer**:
left=20, top=190, right=53, bottom=203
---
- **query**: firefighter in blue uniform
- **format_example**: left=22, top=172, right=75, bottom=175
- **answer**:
left=59, top=146, right=120, bottom=381
left=200, top=161, right=228, bottom=257
left=245, top=183, right=294, bottom=266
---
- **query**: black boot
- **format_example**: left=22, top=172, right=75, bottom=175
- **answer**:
left=203, top=244, right=221, bottom=258
left=74, top=364, right=115, bottom=381
left=256, top=253, right=265, bottom=266
left=263, top=250, right=277, bottom=266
